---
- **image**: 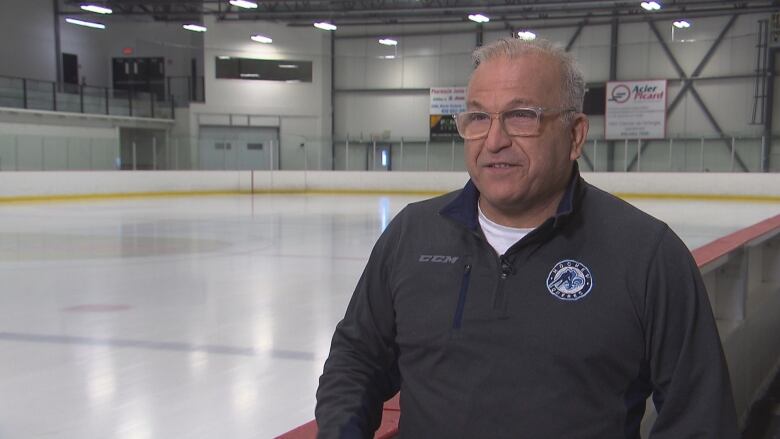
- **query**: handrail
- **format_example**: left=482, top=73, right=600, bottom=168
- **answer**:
left=0, top=73, right=204, bottom=118
left=693, top=214, right=780, bottom=269
left=277, top=213, right=780, bottom=439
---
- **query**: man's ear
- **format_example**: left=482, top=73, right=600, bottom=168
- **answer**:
left=569, top=113, right=589, bottom=161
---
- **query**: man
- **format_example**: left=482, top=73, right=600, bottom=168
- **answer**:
left=316, top=37, right=738, bottom=438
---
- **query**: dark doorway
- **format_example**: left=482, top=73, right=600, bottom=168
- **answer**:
left=112, top=57, right=166, bottom=100
left=62, top=53, right=78, bottom=93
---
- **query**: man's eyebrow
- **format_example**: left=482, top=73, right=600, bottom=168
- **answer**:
left=466, top=98, right=537, bottom=110
left=506, top=98, right=535, bottom=107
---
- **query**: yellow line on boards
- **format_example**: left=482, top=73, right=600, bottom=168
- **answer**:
left=0, top=191, right=247, bottom=204
left=613, top=192, right=780, bottom=203
left=0, top=190, right=777, bottom=204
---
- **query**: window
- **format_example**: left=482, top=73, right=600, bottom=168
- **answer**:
left=247, top=143, right=264, bottom=150
left=583, top=85, right=606, bottom=115
left=215, top=57, right=313, bottom=82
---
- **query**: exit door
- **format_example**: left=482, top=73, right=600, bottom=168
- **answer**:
left=112, top=57, right=166, bottom=100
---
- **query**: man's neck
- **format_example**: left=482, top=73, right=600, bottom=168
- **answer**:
left=478, top=190, right=566, bottom=229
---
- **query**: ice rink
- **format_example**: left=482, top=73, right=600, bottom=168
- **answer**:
left=0, top=192, right=778, bottom=438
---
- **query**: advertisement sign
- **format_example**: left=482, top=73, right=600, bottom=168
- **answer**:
left=430, top=87, right=466, bottom=115
left=430, top=115, right=459, bottom=139
left=430, top=87, right=466, bottom=139
left=605, top=80, right=667, bottom=139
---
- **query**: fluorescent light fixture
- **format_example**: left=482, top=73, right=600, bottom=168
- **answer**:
left=240, top=73, right=260, bottom=78
left=468, top=14, right=490, bottom=23
left=640, top=1, right=661, bottom=11
left=229, top=0, right=258, bottom=8
left=379, top=38, right=398, bottom=46
left=183, top=24, right=207, bottom=32
left=218, top=56, right=231, bottom=59
left=80, top=4, right=112, bottom=14
left=251, top=34, right=273, bottom=44
left=278, top=64, right=299, bottom=69
left=378, top=55, right=396, bottom=60
left=517, top=31, right=536, bottom=40
left=314, top=22, right=337, bottom=31
left=65, top=17, right=106, bottom=29
left=673, top=20, right=691, bottom=28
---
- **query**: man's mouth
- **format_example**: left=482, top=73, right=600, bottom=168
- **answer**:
left=486, top=163, right=516, bottom=168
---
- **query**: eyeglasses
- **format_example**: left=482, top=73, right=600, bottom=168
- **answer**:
left=454, top=106, right=576, bottom=140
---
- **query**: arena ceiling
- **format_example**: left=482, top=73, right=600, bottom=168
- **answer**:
left=59, top=0, right=780, bottom=28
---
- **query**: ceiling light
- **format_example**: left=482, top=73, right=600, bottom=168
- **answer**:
left=378, top=55, right=396, bottom=60
left=278, top=64, right=299, bottom=69
left=65, top=18, right=106, bottom=29
left=314, top=22, right=337, bottom=31
left=640, top=1, right=661, bottom=11
left=218, top=56, right=231, bottom=60
left=379, top=38, right=398, bottom=46
left=183, top=24, right=207, bottom=32
left=673, top=20, right=691, bottom=28
left=229, top=0, right=258, bottom=8
left=468, top=14, right=490, bottom=23
left=251, top=34, right=273, bottom=44
left=80, top=4, right=112, bottom=14
left=517, top=31, right=536, bottom=40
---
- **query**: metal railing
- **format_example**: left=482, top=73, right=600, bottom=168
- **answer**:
left=581, top=136, right=775, bottom=173
left=0, top=132, right=777, bottom=173
left=0, top=74, right=175, bottom=119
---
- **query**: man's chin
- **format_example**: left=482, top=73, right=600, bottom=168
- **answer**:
left=478, top=192, right=529, bottom=213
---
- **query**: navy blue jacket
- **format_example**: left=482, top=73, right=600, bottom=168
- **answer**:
left=316, top=168, right=738, bottom=438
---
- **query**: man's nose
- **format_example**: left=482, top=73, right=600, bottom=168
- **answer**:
left=483, top=114, right=511, bottom=153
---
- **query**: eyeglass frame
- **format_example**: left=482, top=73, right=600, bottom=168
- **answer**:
left=453, top=106, right=578, bottom=140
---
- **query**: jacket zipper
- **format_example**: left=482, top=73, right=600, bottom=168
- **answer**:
left=452, top=264, right=472, bottom=330
left=493, top=255, right=513, bottom=316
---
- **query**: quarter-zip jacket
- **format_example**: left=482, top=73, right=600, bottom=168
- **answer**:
left=316, top=168, right=738, bottom=438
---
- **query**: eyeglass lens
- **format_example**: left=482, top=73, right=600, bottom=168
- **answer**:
left=457, top=108, right=539, bottom=138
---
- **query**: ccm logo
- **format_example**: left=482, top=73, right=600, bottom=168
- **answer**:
left=419, top=255, right=459, bottom=263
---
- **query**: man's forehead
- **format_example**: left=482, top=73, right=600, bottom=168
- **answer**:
left=466, top=55, right=561, bottom=107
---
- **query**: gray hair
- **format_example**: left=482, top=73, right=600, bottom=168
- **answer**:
left=471, top=37, right=586, bottom=116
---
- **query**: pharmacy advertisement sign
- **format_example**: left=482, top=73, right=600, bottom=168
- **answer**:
left=605, top=80, right=667, bottom=139
left=429, top=87, right=466, bottom=115
left=430, top=87, right=466, bottom=139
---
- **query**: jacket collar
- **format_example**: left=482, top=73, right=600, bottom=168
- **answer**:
left=439, top=162, right=582, bottom=231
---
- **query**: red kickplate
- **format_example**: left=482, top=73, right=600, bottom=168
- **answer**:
left=275, top=420, right=318, bottom=438
left=276, top=393, right=401, bottom=439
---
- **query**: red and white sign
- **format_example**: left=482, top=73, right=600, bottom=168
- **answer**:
left=605, top=80, right=667, bottom=139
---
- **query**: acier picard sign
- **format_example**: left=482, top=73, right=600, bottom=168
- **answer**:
left=605, top=80, right=667, bottom=140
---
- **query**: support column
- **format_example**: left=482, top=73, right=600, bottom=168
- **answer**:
left=763, top=49, right=776, bottom=171
left=607, top=17, right=619, bottom=172
left=330, top=31, right=336, bottom=170
left=53, top=0, right=62, bottom=87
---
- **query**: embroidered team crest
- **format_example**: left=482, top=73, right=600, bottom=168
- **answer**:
left=546, top=259, right=593, bottom=301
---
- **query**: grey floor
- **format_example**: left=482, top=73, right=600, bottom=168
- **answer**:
left=0, top=193, right=777, bottom=439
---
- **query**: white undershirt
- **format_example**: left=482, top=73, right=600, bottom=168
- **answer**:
left=478, top=204, right=533, bottom=256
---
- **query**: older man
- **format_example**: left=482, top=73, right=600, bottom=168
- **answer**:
left=316, top=37, right=738, bottom=438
